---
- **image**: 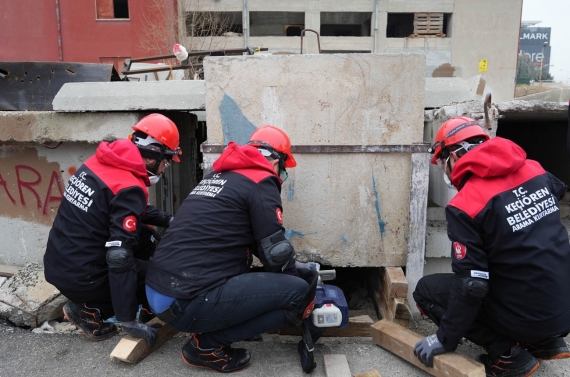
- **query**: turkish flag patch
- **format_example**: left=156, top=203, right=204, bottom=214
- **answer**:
left=452, top=241, right=467, bottom=260
left=123, top=216, right=137, bottom=232
left=276, top=208, right=283, bottom=224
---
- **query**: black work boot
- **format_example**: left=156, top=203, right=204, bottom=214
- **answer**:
left=526, top=337, right=570, bottom=360
left=63, top=302, right=117, bottom=341
left=138, top=306, right=156, bottom=323
left=181, top=333, right=251, bottom=373
left=476, top=344, right=539, bottom=377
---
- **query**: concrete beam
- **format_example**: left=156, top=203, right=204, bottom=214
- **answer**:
left=0, top=111, right=140, bottom=143
left=53, top=81, right=205, bottom=112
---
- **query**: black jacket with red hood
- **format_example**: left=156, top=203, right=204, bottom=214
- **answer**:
left=436, top=137, right=570, bottom=351
left=44, top=140, right=171, bottom=321
left=146, top=142, right=297, bottom=300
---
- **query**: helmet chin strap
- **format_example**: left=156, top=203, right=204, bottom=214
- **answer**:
left=146, top=159, right=161, bottom=176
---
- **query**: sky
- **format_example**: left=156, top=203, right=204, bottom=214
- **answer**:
left=522, top=0, right=570, bottom=84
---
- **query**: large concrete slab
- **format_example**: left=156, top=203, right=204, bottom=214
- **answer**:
left=53, top=81, right=205, bottom=112
left=204, top=53, right=425, bottom=146
left=204, top=53, right=426, bottom=267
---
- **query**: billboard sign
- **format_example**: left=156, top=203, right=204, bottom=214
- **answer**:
left=519, top=27, right=552, bottom=72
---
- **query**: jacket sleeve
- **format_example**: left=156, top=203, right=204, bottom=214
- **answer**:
left=248, top=176, right=298, bottom=276
left=546, top=172, right=567, bottom=201
left=436, top=205, right=489, bottom=351
left=142, top=205, right=173, bottom=228
left=106, top=186, right=147, bottom=322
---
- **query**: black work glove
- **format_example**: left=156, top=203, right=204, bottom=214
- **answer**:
left=414, top=334, right=446, bottom=367
left=121, top=321, right=162, bottom=348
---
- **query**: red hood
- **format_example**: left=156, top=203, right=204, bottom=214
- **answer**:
left=96, top=139, right=150, bottom=186
left=213, top=142, right=279, bottom=178
left=451, top=137, right=526, bottom=187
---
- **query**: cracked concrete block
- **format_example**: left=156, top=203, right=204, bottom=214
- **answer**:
left=0, top=263, right=68, bottom=327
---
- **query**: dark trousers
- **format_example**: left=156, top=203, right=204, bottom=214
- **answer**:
left=156, top=272, right=308, bottom=347
left=58, top=225, right=159, bottom=320
left=58, top=266, right=149, bottom=320
left=413, top=273, right=553, bottom=358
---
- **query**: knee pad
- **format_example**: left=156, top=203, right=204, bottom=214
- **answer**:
left=259, top=230, right=296, bottom=272
left=106, top=247, right=136, bottom=273
left=451, top=276, right=488, bottom=305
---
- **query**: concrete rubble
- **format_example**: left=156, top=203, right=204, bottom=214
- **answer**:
left=0, top=263, right=68, bottom=328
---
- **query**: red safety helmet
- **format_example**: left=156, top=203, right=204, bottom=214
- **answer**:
left=429, top=116, right=489, bottom=164
left=247, top=125, right=297, bottom=168
left=131, top=114, right=182, bottom=162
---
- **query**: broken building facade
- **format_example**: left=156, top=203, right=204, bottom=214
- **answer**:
left=1, top=0, right=178, bottom=72
left=182, top=0, right=523, bottom=102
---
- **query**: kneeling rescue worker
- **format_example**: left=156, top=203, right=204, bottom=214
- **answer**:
left=145, top=125, right=319, bottom=373
left=413, top=117, right=570, bottom=377
left=44, top=114, right=181, bottom=347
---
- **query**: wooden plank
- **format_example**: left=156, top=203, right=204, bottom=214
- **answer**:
left=409, top=34, right=447, bottom=38
left=110, top=318, right=179, bottom=364
left=415, top=12, right=444, bottom=17
left=406, top=153, right=430, bottom=315
left=324, top=354, right=352, bottom=377
left=270, top=314, right=374, bottom=337
left=354, top=371, right=382, bottom=377
left=371, top=320, right=485, bottom=377
left=0, top=264, right=20, bottom=278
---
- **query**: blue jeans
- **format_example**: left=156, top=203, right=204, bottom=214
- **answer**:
left=161, top=272, right=308, bottom=347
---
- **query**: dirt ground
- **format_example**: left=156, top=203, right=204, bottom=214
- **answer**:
left=514, top=84, right=562, bottom=98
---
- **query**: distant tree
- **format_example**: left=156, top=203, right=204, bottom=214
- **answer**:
left=516, top=54, right=554, bottom=82
left=136, top=0, right=238, bottom=78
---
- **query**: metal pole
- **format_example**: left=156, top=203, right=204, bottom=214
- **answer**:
left=55, top=0, right=63, bottom=61
left=539, top=47, right=544, bottom=86
left=243, top=0, right=248, bottom=48
left=373, top=0, right=379, bottom=53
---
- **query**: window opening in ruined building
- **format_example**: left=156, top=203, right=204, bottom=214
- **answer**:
left=285, top=25, right=304, bottom=36
left=185, top=11, right=243, bottom=37
left=497, top=114, right=570, bottom=187
left=96, top=0, right=129, bottom=19
left=249, top=12, right=305, bottom=37
left=320, top=12, right=372, bottom=37
left=386, top=13, right=450, bottom=38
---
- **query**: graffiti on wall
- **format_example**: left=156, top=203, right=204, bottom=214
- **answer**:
left=0, top=147, right=72, bottom=225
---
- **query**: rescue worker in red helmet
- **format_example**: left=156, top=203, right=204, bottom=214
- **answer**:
left=413, top=117, right=570, bottom=376
left=44, top=113, right=181, bottom=348
left=145, top=125, right=319, bottom=373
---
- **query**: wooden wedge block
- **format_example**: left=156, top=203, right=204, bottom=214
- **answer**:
left=324, top=354, right=351, bottom=377
left=375, top=290, right=410, bottom=328
left=110, top=318, right=179, bottom=364
left=383, top=267, right=408, bottom=299
left=373, top=267, right=412, bottom=328
left=0, top=264, right=20, bottom=278
left=354, top=371, right=382, bottom=377
left=270, top=313, right=374, bottom=337
left=371, top=320, right=484, bottom=377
